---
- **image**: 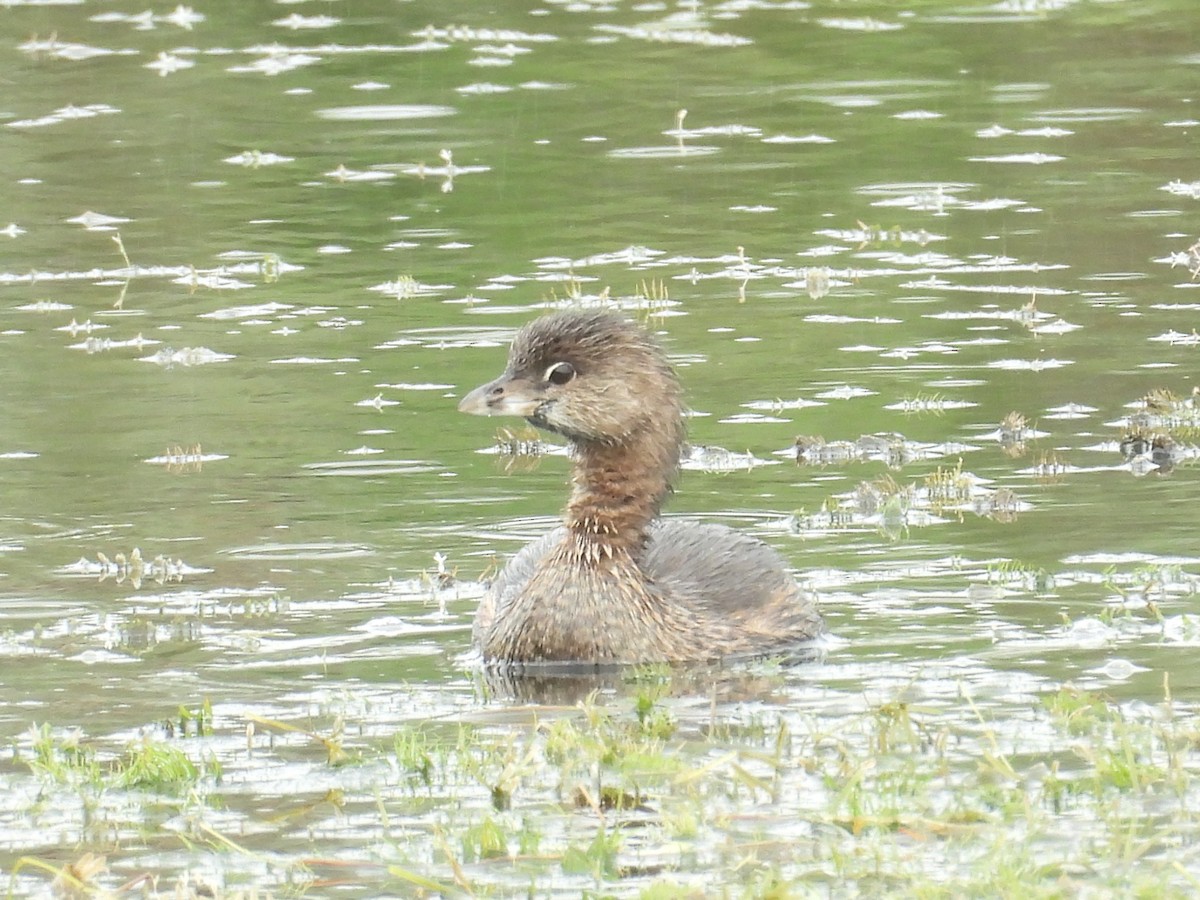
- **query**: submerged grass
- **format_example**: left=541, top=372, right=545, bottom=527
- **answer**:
left=15, top=721, right=218, bottom=795
left=6, top=674, right=1200, bottom=897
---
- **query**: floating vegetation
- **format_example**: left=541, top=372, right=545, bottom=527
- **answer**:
left=59, top=548, right=201, bottom=588
left=369, top=274, right=456, bottom=299
left=1117, top=387, right=1200, bottom=434
left=680, top=444, right=773, bottom=473
left=15, top=722, right=216, bottom=796
left=7, top=669, right=1198, bottom=896
left=518, top=239, right=1060, bottom=307
left=144, top=444, right=227, bottom=473
left=1020, top=450, right=1073, bottom=481
left=923, top=460, right=991, bottom=511
left=787, top=461, right=1024, bottom=538
left=885, top=393, right=978, bottom=414
left=1094, top=388, right=1200, bottom=475
left=981, top=558, right=1054, bottom=593
left=420, top=551, right=458, bottom=594
left=988, top=410, right=1043, bottom=456
left=1118, top=432, right=1179, bottom=476
left=472, top=426, right=565, bottom=474
left=789, top=432, right=980, bottom=468
left=527, top=282, right=680, bottom=317
left=486, top=424, right=554, bottom=459
left=381, top=149, right=492, bottom=192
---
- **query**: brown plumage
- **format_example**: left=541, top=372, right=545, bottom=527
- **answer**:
left=458, top=309, right=823, bottom=666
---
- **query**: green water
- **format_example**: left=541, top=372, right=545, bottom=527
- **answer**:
left=2, top=0, right=1199, bottom=895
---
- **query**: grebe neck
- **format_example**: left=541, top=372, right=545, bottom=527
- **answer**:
left=562, top=424, right=681, bottom=558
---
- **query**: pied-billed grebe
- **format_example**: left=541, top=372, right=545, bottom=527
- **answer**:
left=458, top=309, right=822, bottom=666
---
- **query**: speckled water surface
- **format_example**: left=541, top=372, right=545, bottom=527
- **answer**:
left=2, top=1, right=1200, bottom=895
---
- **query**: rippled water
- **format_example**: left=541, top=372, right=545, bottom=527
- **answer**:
left=2, top=0, right=1200, bottom=895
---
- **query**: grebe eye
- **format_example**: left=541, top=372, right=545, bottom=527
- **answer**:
left=544, top=361, right=576, bottom=386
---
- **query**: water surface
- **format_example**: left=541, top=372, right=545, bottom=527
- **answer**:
left=2, top=0, right=1199, bottom=895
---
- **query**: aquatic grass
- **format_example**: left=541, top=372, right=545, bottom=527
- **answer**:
left=984, top=558, right=1054, bottom=593
left=8, top=561, right=1200, bottom=896
left=18, top=723, right=103, bottom=790
left=561, top=824, right=623, bottom=881
left=790, top=431, right=972, bottom=469
left=7, top=852, right=116, bottom=899
left=168, top=698, right=214, bottom=738
left=9, top=674, right=1200, bottom=896
left=788, top=459, right=1020, bottom=538
left=922, top=459, right=975, bottom=510
left=16, top=723, right=218, bottom=796
left=393, top=724, right=440, bottom=788
left=111, top=735, right=203, bottom=793
left=491, top=423, right=550, bottom=460
left=247, top=714, right=362, bottom=767
left=1042, top=683, right=1193, bottom=797
left=892, top=392, right=954, bottom=415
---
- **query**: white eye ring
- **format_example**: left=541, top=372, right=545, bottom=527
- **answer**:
left=544, top=361, right=576, bottom=386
